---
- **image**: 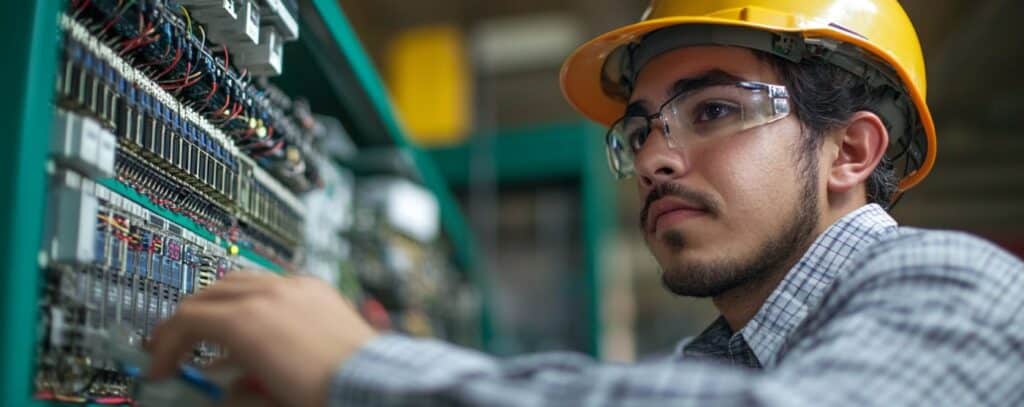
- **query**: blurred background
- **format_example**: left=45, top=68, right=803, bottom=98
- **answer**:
left=338, top=0, right=1024, bottom=361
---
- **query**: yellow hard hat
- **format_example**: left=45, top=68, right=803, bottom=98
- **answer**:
left=560, top=0, right=935, bottom=191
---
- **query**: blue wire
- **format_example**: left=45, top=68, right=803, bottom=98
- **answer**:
left=178, top=365, right=224, bottom=402
left=119, top=363, right=224, bottom=402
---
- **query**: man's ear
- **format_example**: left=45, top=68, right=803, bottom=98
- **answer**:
left=827, top=111, right=889, bottom=194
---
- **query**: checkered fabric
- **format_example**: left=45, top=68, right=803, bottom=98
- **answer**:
left=330, top=204, right=1024, bottom=406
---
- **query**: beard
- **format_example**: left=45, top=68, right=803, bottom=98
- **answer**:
left=647, top=166, right=820, bottom=298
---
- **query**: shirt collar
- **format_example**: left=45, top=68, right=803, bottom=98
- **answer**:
left=740, top=203, right=898, bottom=367
left=678, top=204, right=898, bottom=367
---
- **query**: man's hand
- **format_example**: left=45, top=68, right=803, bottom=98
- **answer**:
left=146, top=272, right=377, bottom=407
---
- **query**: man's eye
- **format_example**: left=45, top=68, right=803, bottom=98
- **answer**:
left=628, top=127, right=648, bottom=152
left=694, top=101, right=739, bottom=123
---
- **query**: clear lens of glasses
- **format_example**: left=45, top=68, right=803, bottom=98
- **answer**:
left=605, top=81, right=790, bottom=179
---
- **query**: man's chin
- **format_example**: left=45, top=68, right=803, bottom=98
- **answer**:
left=659, top=262, right=744, bottom=298
left=650, top=227, right=718, bottom=255
left=653, top=247, right=757, bottom=298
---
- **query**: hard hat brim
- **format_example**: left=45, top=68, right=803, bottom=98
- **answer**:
left=559, top=16, right=935, bottom=191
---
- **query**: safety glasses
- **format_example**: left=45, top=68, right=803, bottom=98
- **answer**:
left=605, top=81, right=791, bottom=179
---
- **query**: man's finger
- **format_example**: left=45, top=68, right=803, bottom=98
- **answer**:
left=147, top=302, right=237, bottom=379
left=222, top=376, right=278, bottom=407
left=202, top=353, right=240, bottom=371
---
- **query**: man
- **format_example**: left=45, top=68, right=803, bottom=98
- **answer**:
left=147, top=0, right=1024, bottom=405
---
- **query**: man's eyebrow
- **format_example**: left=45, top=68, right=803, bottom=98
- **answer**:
left=624, top=70, right=748, bottom=117
left=668, top=70, right=748, bottom=98
left=625, top=100, right=650, bottom=117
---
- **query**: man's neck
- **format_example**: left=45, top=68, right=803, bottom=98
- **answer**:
left=711, top=199, right=866, bottom=332
left=712, top=264, right=791, bottom=332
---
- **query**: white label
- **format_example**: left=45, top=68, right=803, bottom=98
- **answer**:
left=96, top=185, right=110, bottom=201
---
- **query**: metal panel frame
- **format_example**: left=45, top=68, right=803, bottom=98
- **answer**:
left=0, top=1, right=61, bottom=405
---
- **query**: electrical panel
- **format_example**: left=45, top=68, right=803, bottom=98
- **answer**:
left=349, top=178, right=471, bottom=339
left=36, top=1, right=478, bottom=405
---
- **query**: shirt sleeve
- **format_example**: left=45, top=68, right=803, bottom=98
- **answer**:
left=329, top=232, right=1024, bottom=407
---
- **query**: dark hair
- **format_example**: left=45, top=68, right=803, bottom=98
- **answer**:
left=755, top=51, right=900, bottom=207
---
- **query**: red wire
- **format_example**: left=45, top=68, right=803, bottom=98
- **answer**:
left=34, top=391, right=55, bottom=400
left=153, top=47, right=182, bottom=81
left=265, top=125, right=274, bottom=140
left=119, top=13, right=159, bottom=56
left=204, top=81, right=218, bottom=102
left=76, top=0, right=91, bottom=14
left=157, top=36, right=175, bottom=60
left=215, top=101, right=240, bottom=125
left=182, top=73, right=204, bottom=88
left=229, top=102, right=243, bottom=121
left=99, top=1, right=127, bottom=36
left=234, top=126, right=257, bottom=141
left=176, top=62, right=193, bottom=83
left=215, top=94, right=232, bottom=118
left=197, top=81, right=219, bottom=112
left=94, top=396, right=134, bottom=405
left=160, top=61, right=196, bottom=87
left=121, top=30, right=158, bottom=56
left=261, top=139, right=285, bottom=156
left=164, top=72, right=203, bottom=91
left=99, top=16, right=121, bottom=36
left=136, top=41, right=175, bottom=67
left=119, top=14, right=149, bottom=54
left=242, top=127, right=278, bottom=153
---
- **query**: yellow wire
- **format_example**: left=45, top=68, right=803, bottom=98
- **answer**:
left=180, top=5, right=193, bottom=35
left=98, top=215, right=130, bottom=233
left=54, top=395, right=87, bottom=403
left=197, top=25, right=206, bottom=46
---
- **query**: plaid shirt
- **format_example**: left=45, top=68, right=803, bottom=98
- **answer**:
left=330, top=204, right=1024, bottom=406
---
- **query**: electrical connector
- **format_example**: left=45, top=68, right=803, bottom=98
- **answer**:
left=259, top=0, right=299, bottom=40
left=96, top=121, right=116, bottom=176
left=233, top=27, right=283, bottom=76
left=51, top=110, right=116, bottom=178
left=47, top=174, right=99, bottom=265
left=191, top=0, right=260, bottom=47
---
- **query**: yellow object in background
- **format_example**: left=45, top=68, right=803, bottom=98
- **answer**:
left=387, top=25, right=471, bottom=147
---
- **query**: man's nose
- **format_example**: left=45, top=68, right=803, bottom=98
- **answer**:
left=634, top=127, right=689, bottom=189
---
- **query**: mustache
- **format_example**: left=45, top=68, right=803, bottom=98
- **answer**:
left=640, top=183, right=719, bottom=232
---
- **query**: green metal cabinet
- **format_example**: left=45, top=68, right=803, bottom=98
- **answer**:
left=429, top=121, right=617, bottom=357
